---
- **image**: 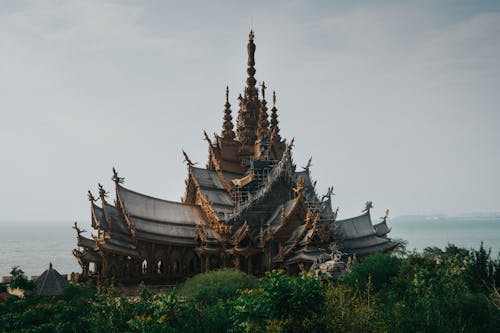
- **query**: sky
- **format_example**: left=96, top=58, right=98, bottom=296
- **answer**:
left=1, top=0, right=499, bottom=224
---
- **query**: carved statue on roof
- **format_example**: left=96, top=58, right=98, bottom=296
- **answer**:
left=182, top=150, right=196, bottom=167
left=363, top=201, right=373, bottom=213
left=72, top=221, right=86, bottom=236
left=380, top=209, right=390, bottom=221
left=98, top=183, right=109, bottom=199
left=112, top=167, right=125, bottom=184
left=87, top=191, right=96, bottom=202
left=321, top=186, right=335, bottom=202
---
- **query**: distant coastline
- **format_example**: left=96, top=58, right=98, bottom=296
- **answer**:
left=393, top=212, right=500, bottom=221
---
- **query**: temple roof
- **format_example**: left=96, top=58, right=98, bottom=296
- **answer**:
left=335, top=212, right=376, bottom=239
left=343, top=240, right=398, bottom=256
left=92, top=203, right=129, bottom=235
left=190, top=167, right=237, bottom=215
left=342, top=235, right=390, bottom=249
left=77, top=235, right=96, bottom=249
left=118, top=184, right=206, bottom=225
left=79, top=249, right=101, bottom=263
left=373, top=219, right=391, bottom=237
left=191, top=166, right=241, bottom=190
left=131, top=216, right=198, bottom=246
left=335, top=211, right=396, bottom=256
left=100, top=237, right=139, bottom=257
left=35, top=263, right=68, bottom=296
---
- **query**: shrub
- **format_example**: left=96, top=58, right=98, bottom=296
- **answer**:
left=180, top=268, right=257, bottom=306
left=341, top=253, right=401, bottom=294
left=232, top=270, right=327, bottom=333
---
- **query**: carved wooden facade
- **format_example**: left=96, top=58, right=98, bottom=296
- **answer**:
left=73, top=32, right=397, bottom=283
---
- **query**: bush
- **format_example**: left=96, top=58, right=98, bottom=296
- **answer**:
left=180, top=268, right=257, bottom=306
left=177, top=269, right=257, bottom=333
left=341, top=252, right=401, bottom=294
left=232, top=270, right=327, bottom=333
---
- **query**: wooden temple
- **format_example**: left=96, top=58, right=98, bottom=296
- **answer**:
left=73, top=31, right=397, bottom=283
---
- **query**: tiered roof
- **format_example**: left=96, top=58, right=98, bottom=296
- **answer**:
left=335, top=212, right=397, bottom=256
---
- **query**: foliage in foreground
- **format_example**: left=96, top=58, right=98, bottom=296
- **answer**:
left=1, top=243, right=499, bottom=333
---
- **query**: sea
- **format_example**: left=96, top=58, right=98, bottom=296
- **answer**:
left=1, top=216, right=499, bottom=278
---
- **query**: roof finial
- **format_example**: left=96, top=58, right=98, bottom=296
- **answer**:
left=270, top=91, right=281, bottom=139
left=182, top=149, right=196, bottom=167
left=87, top=190, right=96, bottom=202
left=222, top=86, right=235, bottom=140
left=112, top=167, right=124, bottom=184
left=257, top=81, right=269, bottom=139
left=363, top=201, right=373, bottom=213
left=98, top=183, right=108, bottom=202
left=246, top=30, right=257, bottom=99
left=49, top=262, right=53, bottom=269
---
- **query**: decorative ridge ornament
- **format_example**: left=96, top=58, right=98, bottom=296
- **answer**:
left=221, top=86, right=236, bottom=140
left=87, top=190, right=96, bottom=202
left=257, top=81, right=269, bottom=139
left=270, top=91, right=280, bottom=138
left=246, top=30, right=257, bottom=99
left=112, top=167, right=124, bottom=185
left=363, top=201, right=373, bottom=213
left=182, top=150, right=196, bottom=167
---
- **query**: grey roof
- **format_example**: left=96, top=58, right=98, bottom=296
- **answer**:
left=373, top=219, right=391, bottom=237
left=78, top=235, right=96, bottom=249
left=35, top=264, right=68, bottom=296
left=92, top=203, right=129, bottom=234
left=118, top=185, right=206, bottom=224
left=104, top=203, right=130, bottom=234
left=335, top=212, right=376, bottom=239
left=267, top=200, right=296, bottom=228
left=80, top=249, right=101, bottom=263
left=191, top=167, right=241, bottom=190
left=281, top=246, right=330, bottom=264
left=130, top=216, right=197, bottom=239
left=342, top=235, right=390, bottom=249
left=100, top=239, right=139, bottom=257
left=343, top=241, right=398, bottom=256
left=134, top=231, right=196, bottom=246
left=190, top=167, right=235, bottom=210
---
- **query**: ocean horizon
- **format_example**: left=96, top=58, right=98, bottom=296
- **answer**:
left=1, top=216, right=499, bottom=278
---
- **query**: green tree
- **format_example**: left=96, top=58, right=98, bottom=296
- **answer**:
left=9, top=266, right=35, bottom=292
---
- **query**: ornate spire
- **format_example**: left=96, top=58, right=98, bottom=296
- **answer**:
left=270, top=91, right=281, bottom=138
left=257, top=81, right=269, bottom=139
left=236, top=31, right=260, bottom=165
left=222, top=86, right=235, bottom=140
left=246, top=30, right=257, bottom=99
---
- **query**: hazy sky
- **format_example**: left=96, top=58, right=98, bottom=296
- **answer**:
left=1, top=0, right=499, bottom=225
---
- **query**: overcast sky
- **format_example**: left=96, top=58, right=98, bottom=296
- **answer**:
left=1, top=0, right=499, bottom=225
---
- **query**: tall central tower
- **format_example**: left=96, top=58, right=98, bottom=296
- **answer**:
left=236, top=30, right=261, bottom=165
